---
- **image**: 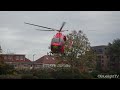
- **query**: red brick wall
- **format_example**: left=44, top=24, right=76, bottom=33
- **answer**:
left=0, top=54, right=26, bottom=62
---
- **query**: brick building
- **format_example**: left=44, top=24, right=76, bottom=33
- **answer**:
left=0, top=54, right=32, bottom=70
left=34, top=55, right=70, bottom=69
left=92, top=45, right=109, bottom=71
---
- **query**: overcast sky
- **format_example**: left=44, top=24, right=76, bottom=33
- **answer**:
left=0, top=11, right=120, bottom=61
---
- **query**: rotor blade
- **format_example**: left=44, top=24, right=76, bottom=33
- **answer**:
left=36, top=29, right=63, bottom=32
left=58, top=30, right=68, bottom=32
left=24, top=22, right=56, bottom=30
left=59, top=22, right=66, bottom=32
left=36, top=29, right=55, bottom=31
left=62, top=30, right=68, bottom=32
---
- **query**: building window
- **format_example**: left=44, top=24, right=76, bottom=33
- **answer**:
left=94, top=50, right=96, bottom=52
left=4, top=56, right=7, bottom=60
left=11, top=56, right=13, bottom=60
left=98, top=49, right=103, bottom=54
left=16, top=56, right=19, bottom=60
left=20, top=56, right=24, bottom=60
left=101, top=56, right=104, bottom=58
left=101, top=60, right=104, bottom=63
left=24, top=65, right=26, bottom=67
left=8, top=56, right=12, bottom=60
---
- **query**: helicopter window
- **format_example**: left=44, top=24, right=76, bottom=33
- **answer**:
left=52, top=38, right=64, bottom=43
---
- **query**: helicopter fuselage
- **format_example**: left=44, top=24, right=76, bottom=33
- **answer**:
left=51, top=32, right=66, bottom=53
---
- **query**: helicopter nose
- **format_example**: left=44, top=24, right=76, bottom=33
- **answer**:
left=51, top=44, right=61, bottom=50
left=52, top=44, right=60, bottom=48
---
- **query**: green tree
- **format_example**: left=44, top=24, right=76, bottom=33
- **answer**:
left=62, top=30, right=96, bottom=73
left=106, top=38, right=120, bottom=73
left=0, top=60, right=15, bottom=75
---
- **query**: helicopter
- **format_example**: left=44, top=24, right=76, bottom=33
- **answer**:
left=24, top=22, right=68, bottom=54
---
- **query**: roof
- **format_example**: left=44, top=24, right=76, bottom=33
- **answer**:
left=35, top=55, right=68, bottom=64
left=35, top=55, right=56, bottom=64
left=91, top=45, right=107, bottom=48
left=25, top=58, right=32, bottom=62
left=0, top=54, right=25, bottom=56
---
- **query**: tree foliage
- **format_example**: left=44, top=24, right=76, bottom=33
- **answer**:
left=106, top=38, right=120, bottom=73
left=0, top=60, right=15, bottom=75
left=107, top=39, right=120, bottom=56
left=62, top=30, right=96, bottom=72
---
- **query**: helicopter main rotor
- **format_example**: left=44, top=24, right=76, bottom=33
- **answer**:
left=35, top=29, right=68, bottom=32
left=24, top=22, right=68, bottom=32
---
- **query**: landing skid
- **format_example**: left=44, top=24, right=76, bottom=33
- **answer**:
left=47, top=51, right=65, bottom=57
left=47, top=51, right=53, bottom=56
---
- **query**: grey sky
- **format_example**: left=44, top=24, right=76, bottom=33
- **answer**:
left=0, top=11, right=120, bottom=61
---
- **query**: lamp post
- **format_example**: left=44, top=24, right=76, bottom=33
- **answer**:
left=33, top=54, right=36, bottom=69
left=33, top=54, right=36, bottom=61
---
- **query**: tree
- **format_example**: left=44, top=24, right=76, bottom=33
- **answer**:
left=0, top=59, right=15, bottom=75
left=106, top=38, right=120, bottom=73
left=62, top=30, right=96, bottom=73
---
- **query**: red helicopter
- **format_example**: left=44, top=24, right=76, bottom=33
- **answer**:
left=24, top=22, right=68, bottom=54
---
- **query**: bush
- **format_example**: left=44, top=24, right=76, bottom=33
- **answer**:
left=90, top=70, right=101, bottom=78
left=32, top=69, right=53, bottom=79
left=21, top=74, right=38, bottom=79
left=0, top=62, right=15, bottom=75
left=51, top=68, right=83, bottom=79
left=0, top=75, right=21, bottom=79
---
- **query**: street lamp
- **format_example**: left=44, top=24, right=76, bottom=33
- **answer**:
left=33, top=54, right=36, bottom=61
left=33, top=54, right=36, bottom=69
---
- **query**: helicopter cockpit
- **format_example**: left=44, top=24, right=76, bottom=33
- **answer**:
left=51, top=38, right=64, bottom=44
